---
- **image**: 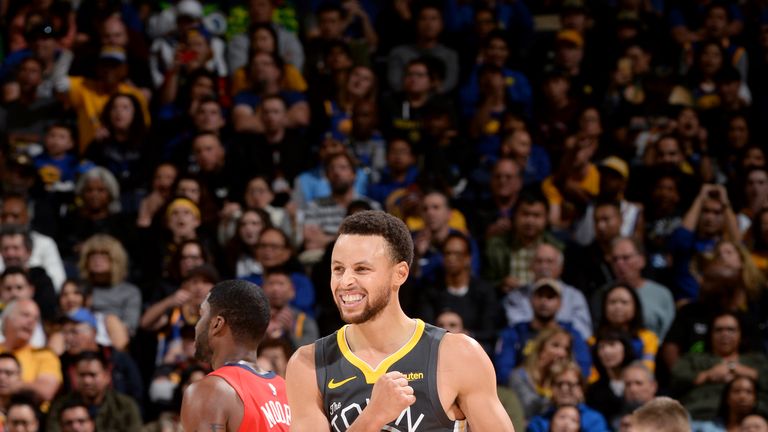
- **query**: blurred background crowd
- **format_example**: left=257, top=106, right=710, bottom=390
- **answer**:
left=0, top=0, right=768, bottom=430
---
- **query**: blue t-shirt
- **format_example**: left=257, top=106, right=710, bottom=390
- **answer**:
left=527, top=403, right=609, bottom=432
left=233, top=90, right=306, bottom=110
left=242, top=272, right=315, bottom=317
left=460, top=65, right=533, bottom=118
left=495, top=321, right=592, bottom=385
left=33, top=153, right=93, bottom=192
left=668, top=227, right=717, bottom=300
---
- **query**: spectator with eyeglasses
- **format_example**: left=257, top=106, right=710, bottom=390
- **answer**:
left=670, top=311, right=768, bottom=422
left=589, top=237, right=675, bottom=340
left=242, top=227, right=315, bottom=316
left=528, top=360, right=609, bottom=432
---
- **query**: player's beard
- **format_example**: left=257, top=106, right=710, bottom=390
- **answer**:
left=339, top=286, right=391, bottom=324
left=194, top=323, right=212, bottom=363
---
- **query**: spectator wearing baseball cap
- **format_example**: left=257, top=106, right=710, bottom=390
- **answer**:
left=495, top=277, right=593, bottom=386
left=57, top=307, right=143, bottom=402
left=572, top=156, right=644, bottom=246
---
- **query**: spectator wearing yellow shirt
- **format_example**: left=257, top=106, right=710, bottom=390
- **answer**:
left=56, top=46, right=150, bottom=154
left=0, top=299, right=61, bottom=403
left=229, top=23, right=307, bottom=95
left=542, top=133, right=600, bottom=229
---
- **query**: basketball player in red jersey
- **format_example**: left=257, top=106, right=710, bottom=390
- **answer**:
left=286, top=211, right=514, bottom=431
left=182, top=279, right=291, bottom=431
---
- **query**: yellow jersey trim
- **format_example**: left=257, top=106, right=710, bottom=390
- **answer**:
left=337, top=319, right=425, bottom=384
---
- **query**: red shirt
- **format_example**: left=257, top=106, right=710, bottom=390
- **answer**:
left=209, top=363, right=291, bottom=431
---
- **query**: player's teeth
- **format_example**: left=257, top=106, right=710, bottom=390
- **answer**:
left=343, top=294, right=362, bottom=302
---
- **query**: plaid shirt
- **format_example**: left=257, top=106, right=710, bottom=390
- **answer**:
left=508, top=241, right=538, bottom=285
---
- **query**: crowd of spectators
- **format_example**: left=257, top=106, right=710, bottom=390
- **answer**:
left=0, top=0, right=768, bottom=430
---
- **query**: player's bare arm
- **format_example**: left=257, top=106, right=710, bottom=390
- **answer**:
left=286, top=344, right=331, bottom=432
left=439, top=332, right=515, bottom=431
left=181, top=375, right=244, bottom=432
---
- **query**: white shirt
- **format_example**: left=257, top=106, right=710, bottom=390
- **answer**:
left=0, top=231, right=66, bottom=292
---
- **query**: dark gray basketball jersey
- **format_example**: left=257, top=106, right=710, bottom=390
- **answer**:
left=314, top=319, right=468, bottom=432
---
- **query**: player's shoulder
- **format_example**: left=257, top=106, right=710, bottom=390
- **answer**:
left=439, top=332, right=486, bottom=358
left=287, top=343, right=317, bottom=375
left=184, top=373, right=238, bottom=402
left=439, top=333, right=494, bottom=378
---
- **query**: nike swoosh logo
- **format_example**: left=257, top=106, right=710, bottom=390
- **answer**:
left=328, top=376, right=357, bottom=389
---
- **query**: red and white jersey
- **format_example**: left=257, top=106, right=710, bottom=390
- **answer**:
left=209, top=363, right=291, bottom=431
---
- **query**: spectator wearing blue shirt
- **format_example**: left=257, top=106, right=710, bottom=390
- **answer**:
left=500, top=128, right=551, bottom=187
left=527, top=361, right=609, bottom=432
left=460, top=31, right=533, bottom=119
left=669, top=1, right=744, bottom=47
left=34, top=124, right=91, bottom=196
left=495, top=278, right=592, bottom=384
left=292, top=136, right=369, bottom=210
left=232, top=51, right=309, bottom=134
left=412, top=190, right=480, bottom=286
left=368, top=137, right=419, bottom=206
left=241, top=227, right=315, bottom=316
left=668, top=184, right=739, bottom=300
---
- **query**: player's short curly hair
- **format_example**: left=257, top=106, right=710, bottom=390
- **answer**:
left=337, top=211, right=414, bottom=267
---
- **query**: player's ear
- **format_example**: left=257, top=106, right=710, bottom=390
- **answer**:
left=210, top=315, right=225, bottom=335
left=392, top=261, right=409, bottom=286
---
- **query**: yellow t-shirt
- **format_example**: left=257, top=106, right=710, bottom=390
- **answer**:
left=67, top=77, right=151, bottom=153
left=0, top=345, right=63, bottom=384
left=230, top=64, right=308, bottom=95
left=406, top=209, right=468, bottom=233
left=541, top=164, right=601, bottom=205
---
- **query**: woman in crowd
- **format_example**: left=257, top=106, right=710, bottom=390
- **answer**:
left=230, top=23, right=306, bottom=95
left=48, top=278, right=129, bottom=355
left=596, top=281, right=659, bottom=372
left=78, top=234, right=142, bottom=335
left=171, top=173, right=219, bottom=236
left=712, top=240, right=766, bottom=303
left=507, top=327, right=574, bottom=419
left=149, top=238, right=215, bottom=304
left=689, top=376, right=761, bottom=432
left=527, top=361, right=609, bottom=432
left=586, top=328, right=636, bottom=424
left=222, top=207, right=272, bottom=278
left=710, top=240, right=768, bottom=351
left=58, top=167, right=127, bottom=263
left=218, top=176, right=293, bottom=250
left=671, top=311, right=768, bottom=422
left=85, top=92, right=152, bottom=212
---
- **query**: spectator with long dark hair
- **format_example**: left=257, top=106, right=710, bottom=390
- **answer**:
left=595, top=281, right=659, bottom=373
left=222, top=208, right=272, bottom=278
left=85, top=92, right=152, bottom=212
left=586, top=328, right=636, bottom=426
left=691, top=376, right=762, bottom=432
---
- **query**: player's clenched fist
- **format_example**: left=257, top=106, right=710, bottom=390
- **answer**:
left=367, top=371, right=416, bottom=425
